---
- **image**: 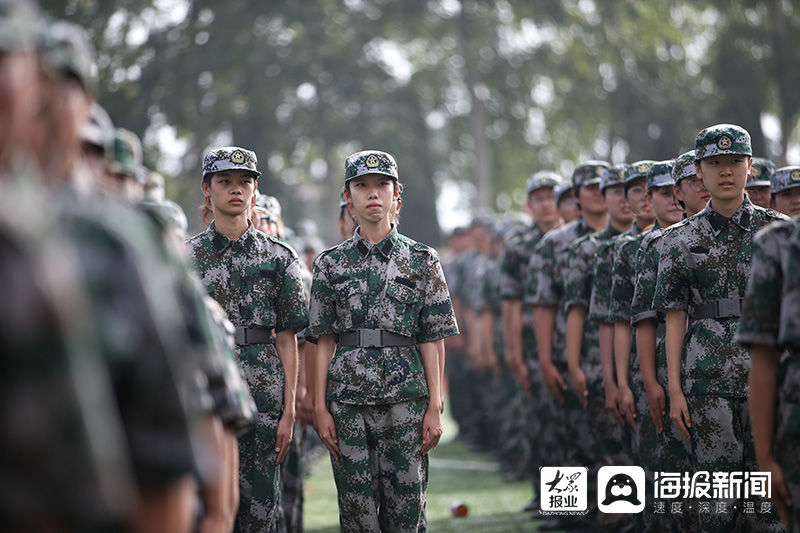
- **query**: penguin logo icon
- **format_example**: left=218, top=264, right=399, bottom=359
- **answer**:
left=598, top=466, right=645, bottom=513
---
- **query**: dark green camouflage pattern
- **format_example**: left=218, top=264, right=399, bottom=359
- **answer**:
left=646, top=160, right=675, bottom=191
left=187, top=220, right=308, bottom=533
left=202, top=146, right=261, bottom=180
left=652, top=198, right=787, bottom=397
left=771, top=166, right=800, bottom=195
left=625, top=160, right=656, bottom=185
left=526, top=170, right=562, bottom=194
left=571, top=160, right=609, bottom=191
left=109, top=128, right=142, bottom=179
left=747, top=157, right=775, bottom=188
left=599, top=164, right=627, bottom=193
left=308, top=226, right=458, bottom=405
left=694, top=123, right=752, bottom=161
left=329, top=398, right=429, bottom=532
left=344, top=149, right=399, bottom=183
left=672, top=150, right=697, bottom=183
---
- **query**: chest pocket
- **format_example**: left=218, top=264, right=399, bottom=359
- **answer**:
left=384, top=278, right=421, bottom=336
left=334, top=278, right=366, bottom=331
left=250, top=267, right=279, bottom=326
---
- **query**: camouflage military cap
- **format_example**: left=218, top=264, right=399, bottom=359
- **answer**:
left=646, top=160, right=675, bottom=191
left=143, top=170, right=165, bottom=203
left=0, top=0, right=39, bottom=51
left=470, top=212, right=494, bottom=229
left=625, top=160, right=656, bottom=185
left=202, top=146, right=261, bottom=180
left=671, top=150, right=696, bottom=183
left=40, top=20, right=97, bottom=94
left=109, top=128, right=142, bottom=179
left=344, top=149, right=398, bottom=184
left=554, top=180, right=573, bottom=205
left=140, top=199, right=188, bottom=238
left=747, top=157, right=775, bottom=188
left=526, top=171, right=562, bottom=195
left=694, top=123, right=752, bottom=161
left=81, top=102, right=114, bottom=151
left=600, top=164, right=627, bottom=193
left=771, top=166, right=800, bottom=195
left=572, top=160, right=609, bottom=191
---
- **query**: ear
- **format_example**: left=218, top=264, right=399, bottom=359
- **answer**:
left=694, top=161, right=703, bottom=181
left=201, top=180, right=211, bottom=197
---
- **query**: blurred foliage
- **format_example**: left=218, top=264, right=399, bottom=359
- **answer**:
left=40, top=0, right=800, bottom=245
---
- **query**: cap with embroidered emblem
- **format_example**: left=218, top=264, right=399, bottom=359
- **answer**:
left=202, top=146, right=261, bottom=180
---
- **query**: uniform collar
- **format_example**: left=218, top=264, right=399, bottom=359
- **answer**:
left=598, top=222, right=622, bottom=240
left=207, top=219, right=258, bottom=256
left=352, top=224, right=399, bottom=259
left=630, top=220, right=643, bottom=236
left=703, top=196, right=753, bottom=234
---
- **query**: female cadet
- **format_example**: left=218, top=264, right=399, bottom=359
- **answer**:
left=308, top=150, right=458, bottom=532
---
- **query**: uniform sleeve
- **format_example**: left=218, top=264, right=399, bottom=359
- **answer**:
left=652, top=229, right=690, bottom=312
left=307, top=258, right=337, bottom=338
left=588, top=242, right=616, bottom=323
left=736, top=227, right=783, bottom=347
left=608, top=240, right=636, bottom=323
left=500, top=239, right=524, bottom=300
left=275, top=256, right=310, bottom=333
left=631, top=235, right=661, bottom=325
left=417, top=258, right=459, bottom=343
left=526, top=238, right=556, bottom=307
left=563, top=239, right=593, bottom=311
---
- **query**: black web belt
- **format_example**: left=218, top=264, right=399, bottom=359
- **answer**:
left=234, top=326, right=275, bottom=346
left=691, top=298, right=743, bottom=319
left=338, top=329, right=417, bottom=348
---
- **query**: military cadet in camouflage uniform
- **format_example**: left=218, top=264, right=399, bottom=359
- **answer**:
left=564, top=162, right=633, bottom=525
left=610, top=160, right=683, bottom=533
left=308, top=150, right=458, bottom=532
left=525, top=162, right=608, bottom=528
left=738, top=214, right=800, bottom=531
left=653, top=124, right=787, bottom=532
left=499, top=171, right=564, bottom=513
left=554, top=179, right=580, bottom=223
left=187, top=146, right=309, bottom=533
left=672, top=150, right=711, bottom=219
left=772, top=166, right=800, bottom=217
left=746, top=157, right=775, bottom=210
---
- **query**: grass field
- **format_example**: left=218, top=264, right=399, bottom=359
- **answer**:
left=303, top=402, right=543, bottom=532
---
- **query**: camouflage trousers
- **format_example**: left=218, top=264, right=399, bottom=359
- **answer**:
left=687, top=395, right=784, bottom=533
left=329, top=397, right=429, bottom=533
left=235, top=412, right=284, bottom=533
left=776, top=358, right=800, bottom=533
left=279, top=423, right=308, bottom=533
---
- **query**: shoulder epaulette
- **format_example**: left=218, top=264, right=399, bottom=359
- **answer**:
left=265, top=234, right=300, bottom=259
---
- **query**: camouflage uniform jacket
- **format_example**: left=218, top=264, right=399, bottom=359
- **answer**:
left=186, top=221, right=309, bottom=416
left=500, top=224, right=546, bottom=362
left=589, top=221, right=643, bottom=324
left=524, top=217, right=593, bottom=366
left=463, top=252, right=493, bottom=314
left=606, top=223, right=650, bottom=376
left=652, top=198, right=787, bottom=397
left=308, top=226, right=458, bottom=405
left=738, top=217, right=800, bottom=433
left=500, top=224, right=546, bottom=302
left=563, top=224, right=622, bottom=376
left=780, top=220, right=800, bottom=351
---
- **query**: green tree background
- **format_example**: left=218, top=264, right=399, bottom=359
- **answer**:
left=42, top=0, right=800, bottom=246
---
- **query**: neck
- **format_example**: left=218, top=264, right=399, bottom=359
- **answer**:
left=359, top=219, right=392, bottom=244
left=582, top=210, right=608, bottom=232
left=539, top=217, right=563, bottom=233
left=635, top=214, right=654, bottom=230
left=214, top=212, right=250, bottom=240
left=609, top=217, right=632, bottom=233
left=655, top=216, right=672, bottom=229
left=710, top=194, right=744, bottom=218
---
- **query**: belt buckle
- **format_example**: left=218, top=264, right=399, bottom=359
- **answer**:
left=358, top=329, right=382, bottom=348
left=718, top=298, right=740, bottom=318
left=234, top=327, right=247, bottom=345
